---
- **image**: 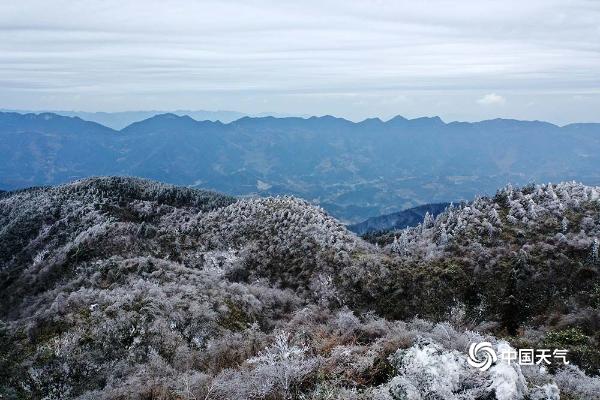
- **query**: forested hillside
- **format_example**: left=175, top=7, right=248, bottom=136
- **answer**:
left=2, top=111, right=600, bottom=222
left=348, top=203, right=449, bottom=235
left=1, top=177, right=600, bottom=399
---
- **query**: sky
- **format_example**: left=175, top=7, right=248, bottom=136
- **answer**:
left=1, top=0, right=600, bottom=124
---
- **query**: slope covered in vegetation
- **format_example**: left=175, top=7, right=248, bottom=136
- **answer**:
left=1, top=177, right=599, bottom=399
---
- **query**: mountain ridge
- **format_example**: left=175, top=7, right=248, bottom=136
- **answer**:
left=0, top=109, right=314, bottom=130
left=2, top=111, right=600, bottom=223
left=8, top=110, right=600, bottom=131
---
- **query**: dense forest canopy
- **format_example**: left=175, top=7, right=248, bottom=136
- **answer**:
left=1, top=177, right=599, bottom=399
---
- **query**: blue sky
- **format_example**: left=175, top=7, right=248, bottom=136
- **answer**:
left=1, top=0, right=600, bottom=124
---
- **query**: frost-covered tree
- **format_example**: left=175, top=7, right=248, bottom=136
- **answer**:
left=247, top=331, right=318, bottom=398
left=562, top=217, right=569, bottom=233
left=423, top=211, right=434, bottom=229
left=381, top=339, right=526, bottom=400
left=592, top=238, right=599, bottom=264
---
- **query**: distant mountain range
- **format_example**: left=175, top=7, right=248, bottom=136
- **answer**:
left=1, top=111, right=600, bottom=222
left=0, top=109, right=309, bottom=130
left=348, top=203, right=450, bottom=235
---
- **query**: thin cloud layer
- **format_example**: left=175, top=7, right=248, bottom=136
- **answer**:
left=0, top=0, right=599, bottom=123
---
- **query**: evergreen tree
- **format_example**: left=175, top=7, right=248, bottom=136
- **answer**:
left=423, top=212, right=434, bottom=229
left=592, top=238, right=599, bottom=264
left=562, top=217, right=569, bottom=233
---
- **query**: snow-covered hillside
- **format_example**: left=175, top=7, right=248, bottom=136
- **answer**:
left=1, top=177, right=599, bottom=399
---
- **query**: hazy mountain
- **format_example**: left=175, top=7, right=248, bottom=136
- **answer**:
left=1, top=177, right=599, bottom=398
left=0, top=109, right=311, bottom=130
left=0, top=109, right=247, bottom=129
left=2, top=111, right=600, bottom=222
left=61, top=110, right=248, bottom=129
left=348, top=202, right=450, bottom=235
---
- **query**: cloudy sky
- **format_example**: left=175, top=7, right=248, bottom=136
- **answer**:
left=1, top=0, right=600, bottom=124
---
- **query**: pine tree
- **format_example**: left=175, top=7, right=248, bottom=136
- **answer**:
left=547, top=184, right=558, bottom=200
left=592, top=238, right=599, bottom=264
left=561, top=217, right=569, bottom=233
left=423, top=212, right=434, bottom=229
left=391, top=236, right=401, bottom=254
left=501, top=252, right=529, bottom=336
left=489, top=208, right=500, bottom=224
left=437, top=225, right=448, bottom=246
left=391, top=231, right=409, bottom=255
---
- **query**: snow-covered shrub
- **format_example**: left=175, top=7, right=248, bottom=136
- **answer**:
left=384, top=338, right=487, bottom=399
left=553, top=365, right=600, bottom=399
left=246, top=331, right=320, bottom=398
left=381, top=339, right=530, bottom=400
